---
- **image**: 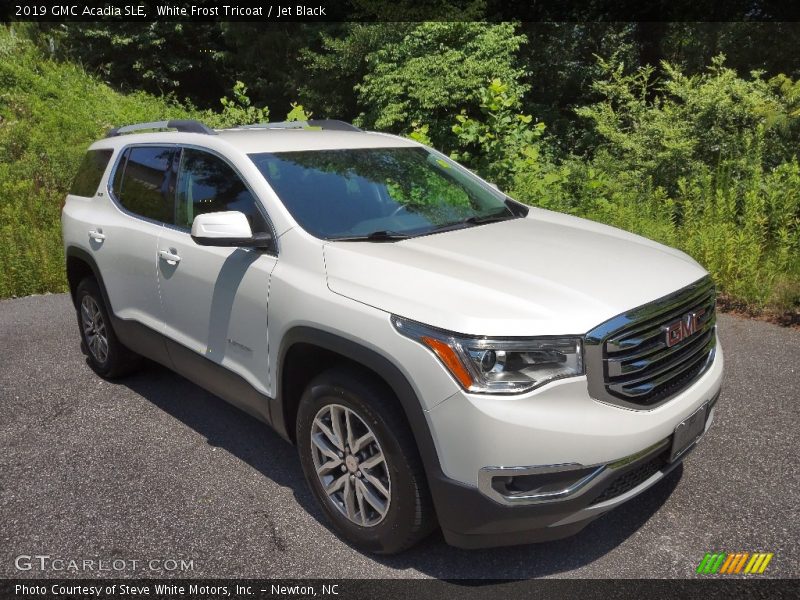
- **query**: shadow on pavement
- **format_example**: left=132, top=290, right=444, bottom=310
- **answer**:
left=118, top=360, right=683, bottom=580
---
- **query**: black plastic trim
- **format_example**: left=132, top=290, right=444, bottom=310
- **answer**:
left=162, top=335, right=272, bottom=424
left=108, top=314, right=172, bottom=373
left=65, top=246, right=113, bottom=310
left=191, top=232, right=273, bottom=248
left=274, top=328, right=438, bottom=458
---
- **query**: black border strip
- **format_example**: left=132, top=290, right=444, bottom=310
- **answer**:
left=1, top=579, right=797, bottom=600
left=3, top=0, right=800, bottom=23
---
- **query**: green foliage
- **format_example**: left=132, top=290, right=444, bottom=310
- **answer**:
left=300, top=23, right=411, bottom=120
left=286, top=102, right=313, bottom=122
left=207, top=80, right=270, bottom=128
left=575, top=55, right=798, bottom=191
left=31, top=21, right=800, bottom=142
left=0, top=27, right=302, bottom=298
left=0, top=26, right=200, bottom=298
left=2, top=22, right=799, bottom=316
left=509, top=57, right=800, bottom=313
left=352, top=22, right=528, bottom=146
left=42, top=22, right=229, bottom=106
left=407, top=122, right=432, bottom=146
left=450, top=79, right=545, bottom=188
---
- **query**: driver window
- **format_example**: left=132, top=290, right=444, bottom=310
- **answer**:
left=175, top=148, right=268, bottom=233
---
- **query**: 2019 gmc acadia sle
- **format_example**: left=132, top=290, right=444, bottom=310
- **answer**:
left=61, top=119, right=723, bottom=553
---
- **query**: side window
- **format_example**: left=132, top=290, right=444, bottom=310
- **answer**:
left=112, top=146, right=180, bottom=223
left=175, top=148, right=267, bottom=233
left=70, top=149, right=113, bottom=197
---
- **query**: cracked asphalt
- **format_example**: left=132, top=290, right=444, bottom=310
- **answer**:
left=0, top=293, right=797, bottom=579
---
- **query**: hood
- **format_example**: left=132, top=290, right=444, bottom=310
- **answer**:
left=323, top=207, right=707, bottom=336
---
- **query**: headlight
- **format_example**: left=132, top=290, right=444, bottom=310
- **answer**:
left=392, top=316, right=584, bottom=394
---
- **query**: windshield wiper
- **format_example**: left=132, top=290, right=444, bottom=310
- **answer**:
left=332, top=230, right=412, bottom=242
left=426, top=209, right=519, bottom=234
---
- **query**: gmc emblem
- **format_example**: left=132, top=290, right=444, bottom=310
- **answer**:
left=664, top=308, right=706, bottom=347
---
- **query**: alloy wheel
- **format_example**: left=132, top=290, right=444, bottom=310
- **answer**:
left=80, top=295, right=109, bottom=364
left=310, top=403, right=391, bottom=527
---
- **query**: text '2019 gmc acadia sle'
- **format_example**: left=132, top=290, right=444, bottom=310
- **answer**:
left=62, top=119, right=723, bottom=553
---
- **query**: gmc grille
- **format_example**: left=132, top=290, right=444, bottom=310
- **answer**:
left=584, top=277, right=717, bottom=408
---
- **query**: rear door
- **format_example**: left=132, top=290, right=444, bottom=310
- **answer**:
left=156, top=147, right=277, bottom=401
left=99, top=145, right=180, bottom=331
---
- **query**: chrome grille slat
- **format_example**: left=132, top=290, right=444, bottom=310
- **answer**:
left=606, top=285, right=715, bottom=352
left=606, top=299, right=715, bottom=358
left=584, top=276, right=717, bottom=409
left=607, top=314, right=716, bottom=377
left=607, top=295, right=715, bottom=353
left=608, top=333, right=715, bottom=394
left=610, top=345, right=714, bottom=398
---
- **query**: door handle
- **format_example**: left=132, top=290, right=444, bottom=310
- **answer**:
left=88, top=229, right=106, bottom=242
left=158, top=249, right=181, bottom=264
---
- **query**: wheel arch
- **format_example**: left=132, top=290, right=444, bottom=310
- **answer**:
left=275, top=327, right=443, bottom=479
left=65, top=246, right=113, bottom=312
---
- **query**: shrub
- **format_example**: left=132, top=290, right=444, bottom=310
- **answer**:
left=450, top=78, right=545, bottom=189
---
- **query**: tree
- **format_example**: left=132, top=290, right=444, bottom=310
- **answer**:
left=350, top=22, right=528, bottom=147
left=40, top=22, right=227, bottom=107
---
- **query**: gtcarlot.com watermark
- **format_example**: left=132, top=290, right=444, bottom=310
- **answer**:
left=15, top=554, right=195, bottom=573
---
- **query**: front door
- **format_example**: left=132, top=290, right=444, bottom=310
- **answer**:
left=156, top=147, right=277, bottom=405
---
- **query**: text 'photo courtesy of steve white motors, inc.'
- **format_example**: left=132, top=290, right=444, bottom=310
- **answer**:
left=12, top=4, right=328, bottom=18
left=13, top=583, right=339, bottom=598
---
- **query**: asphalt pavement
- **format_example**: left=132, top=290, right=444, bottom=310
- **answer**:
left=0, top=293, right=797, bottom=579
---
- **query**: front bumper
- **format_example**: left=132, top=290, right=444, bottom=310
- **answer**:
left=431, top=391, right=718, bottom=548
left=424, top=338, right=723, bottom=548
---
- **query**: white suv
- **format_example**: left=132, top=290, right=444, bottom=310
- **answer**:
left=62, top=119, right=724, bottom=552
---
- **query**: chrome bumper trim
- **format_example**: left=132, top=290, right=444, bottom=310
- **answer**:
left=477, top=439, right=670, bottom=506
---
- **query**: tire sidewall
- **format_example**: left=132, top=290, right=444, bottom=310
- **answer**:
left=297, top=373, right=424, bottom=554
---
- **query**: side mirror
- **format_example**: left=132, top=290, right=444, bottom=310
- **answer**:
left=190, top=211, right=272, bottom=249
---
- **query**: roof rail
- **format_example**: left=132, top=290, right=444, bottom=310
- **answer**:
left=234, top=120, right=362, bottom=132
left=106, top=119, right=216, bottom=138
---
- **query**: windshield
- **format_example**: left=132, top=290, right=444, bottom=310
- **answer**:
left=248, top=147, right=514, bottom=240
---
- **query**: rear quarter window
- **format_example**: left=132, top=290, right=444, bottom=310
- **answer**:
left=69, top=149, right=113, bottom=197
left=112, top=146, right=180, bottom=223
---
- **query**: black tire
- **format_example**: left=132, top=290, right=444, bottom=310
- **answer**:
left=75, top=277, right=141, bottom=379
left=296, top=366, right=436, bottom=554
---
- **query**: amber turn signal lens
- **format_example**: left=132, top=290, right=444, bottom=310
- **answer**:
left=421, top=336, right=474, bottom=389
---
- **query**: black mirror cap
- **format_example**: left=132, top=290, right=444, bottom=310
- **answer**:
left=191, top=231, right=273, bottom=249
